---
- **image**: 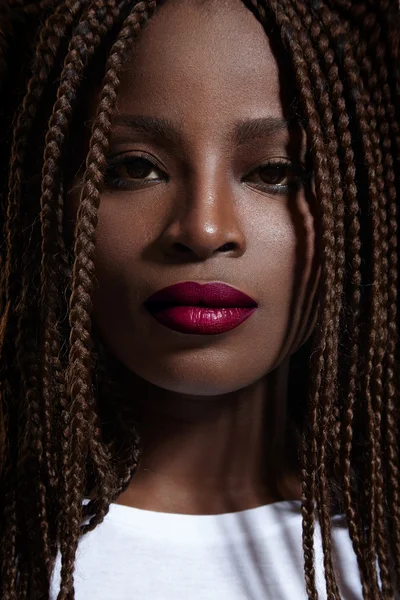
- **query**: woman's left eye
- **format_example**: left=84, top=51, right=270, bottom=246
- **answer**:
left=244, top=161, right=303, bottom=192
left=105, top=155, right=167, bottom=190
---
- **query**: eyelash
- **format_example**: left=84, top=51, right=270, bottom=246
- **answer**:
left=104, top=154, right=307, bottom=194
left=105, top=153, right=167, bottom=190
left=244, top=159, right=307, bottom=195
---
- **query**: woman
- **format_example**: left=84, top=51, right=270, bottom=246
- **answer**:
left=0, top=0, right=399, bottom=598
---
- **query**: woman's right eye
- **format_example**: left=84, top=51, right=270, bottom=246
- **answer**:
left=105, top=155, right=168, bottom=190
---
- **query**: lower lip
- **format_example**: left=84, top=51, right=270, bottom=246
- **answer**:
left=146, top=305, right=257, bottom=335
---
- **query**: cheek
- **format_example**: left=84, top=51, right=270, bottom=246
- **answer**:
left=243, top=191, right=318, bottom=365
left=90, top=192, right=317, bottom=396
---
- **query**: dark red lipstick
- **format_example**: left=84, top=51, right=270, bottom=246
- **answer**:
left=144, top=282, right=257, bottom=335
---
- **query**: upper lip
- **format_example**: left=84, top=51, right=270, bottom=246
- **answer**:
left=144, top=282, right=258, bottom=308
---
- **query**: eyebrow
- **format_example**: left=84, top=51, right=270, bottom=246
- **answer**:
left=111, top=115, right=294, bottom=146
left=112, top=115, right=183, bottom=145
left=234, top=117, right=293, bottom=146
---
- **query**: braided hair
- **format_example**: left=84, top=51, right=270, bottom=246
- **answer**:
left=0, top=0, right=399, bottom=598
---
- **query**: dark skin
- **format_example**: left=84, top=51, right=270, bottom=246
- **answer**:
left=67, top=0, right=319, bottom=514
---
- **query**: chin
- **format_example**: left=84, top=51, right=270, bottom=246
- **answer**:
left=125, top=352, right=276, bottom=397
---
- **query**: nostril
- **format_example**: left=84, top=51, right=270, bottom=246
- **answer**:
left=174, top=243, right=191, bottom=253
left=172, top=242, right=235, bottom=255
left=218, top=243, right=235, bottom=252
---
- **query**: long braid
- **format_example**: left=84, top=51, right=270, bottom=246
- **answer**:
left=0, top=1, right=151, bottom=597
left=55, top=0, right=131, bottom=544
left=35, top=3, right=126, bottom=597
left=294, top=3, right=399, bottom=596
left=307, top=3, right=398, bottom=595
left=1, top=491, right=17, bottom=599
left=15, top=274, right=54, bottom=593
left=82, top=330, right=142, bottom=532
left=289, top=3, right=371, bottom=595
left=279, top=4, right=352, bottom=597
left=345, top=8, right=400, bottom=586
left=38, top=3, right=126, bottom=585
left=12, top=3, right=119, bottom=597
left=312, top=6, right=382, bottom=595
left=248, top=1, right=399, bottom=597
left=298, top=5, right=373, bottom=595
left=2, top=0, right=85, bottom=341
left=318, top=6, right=396, bottom=595
left=267, top=2, right=347, bottom=596
left=283, top=5, right=385, bottom=597
left=0, top=3, right=88, bottom=597
left=40, top=0, right=113, bottom=499
left=253, top=2, right=340, bottom=596
left=375, top=7, right=400, bottom=588
left=358, top=28, right=393, bottom=597
left=78, top=2, right=156, bottom=537
left=58, top=3, right=156, bottom=597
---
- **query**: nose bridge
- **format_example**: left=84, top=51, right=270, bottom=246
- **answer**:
left=172, top=151, right=246, bottom=258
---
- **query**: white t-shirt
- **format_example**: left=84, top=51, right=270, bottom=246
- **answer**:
left=50, top=500, right=365, bottom=599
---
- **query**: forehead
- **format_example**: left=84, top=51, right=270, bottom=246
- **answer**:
left=115, top=0, right=294, bottom=124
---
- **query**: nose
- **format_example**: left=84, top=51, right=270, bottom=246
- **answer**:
left=161, top=166, right=246, bottom=261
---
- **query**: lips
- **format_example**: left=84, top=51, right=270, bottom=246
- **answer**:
left=144, top=282, right=257, bottom=335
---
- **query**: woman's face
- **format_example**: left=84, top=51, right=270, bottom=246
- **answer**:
left=70, top=0, right=318, bottom=397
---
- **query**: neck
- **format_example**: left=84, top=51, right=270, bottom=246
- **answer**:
left=114, top=358, right=302, bottom=514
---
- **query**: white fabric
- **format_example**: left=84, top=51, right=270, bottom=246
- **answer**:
left=50, top=500, right=366, bottom=599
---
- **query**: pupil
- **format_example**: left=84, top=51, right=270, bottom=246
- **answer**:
left=126, top=159, right=151, bottom=179
left=260, top=165, right=286, bottom=184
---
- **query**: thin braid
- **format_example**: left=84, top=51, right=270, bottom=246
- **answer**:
left=41, top=0, right=104, bottom=514
left=53, top=0, right=128, bottom=594
left=82, top=333, right=142, bottom=532
left=291, top=4, right=371, bottom=594
left=369, top=7, right=400, bottom=588
left=253, top=1, right=340, bottom=596
left=287, top=5, right=392, bottom=597
left=347, top=11, right=400, bottom=586
left=80, top=0, right=157, bottom=537
left=356, top=38, right=391, bottom=592
left=0, top=1, right=86, bottom=426
left=8, top=4, right=105, bottom=597
left=248, top=2, right=399, bottom=597
left=0, top=3, right=88, bottom=597
left=347, top=46, right=382, bottom=600
left=344, top=19, right=395, bottom=598
left=318, top=7, right=383, bottom=593
left=280, top=3, right=346, bottom=597
left=59, top=3, right=156, bottom=597
left=2, top=0, right=85, bottom=333
left=15, top=275, right=54, bottom=594
left=297, top=7, right=372, bottom=595
left=366, top=96, right=393, bottom=597
left=0, top=492, right=17, bottom=599
left=335, top=11, right=389, bottom=597
left=317, top=4, right=398, bottom=595
left=39, top=0, right=122, bottom=554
